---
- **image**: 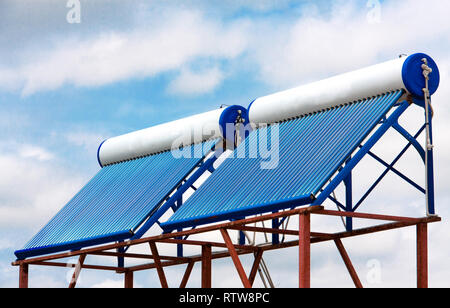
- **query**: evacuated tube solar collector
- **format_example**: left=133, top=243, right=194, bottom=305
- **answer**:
left=162, top=53, right=440, bottom=232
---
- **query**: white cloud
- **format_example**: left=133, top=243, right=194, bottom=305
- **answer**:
left=0, top=149, right=85, bottom=229
left=1, top=0, right=449, bottom=97
left=91, top=279, right=124, bottom=288
left=18, top=144, right=54, bottom=161
left=64, top=131, right=105, bottom=150
left=1, top=0, right=450, bottom=288
left=0, top=9, right=248, bottom=96
left=0, top=239, right=13, bottom=250
left=167, top=67, right=225, bottom=95
left=248, top=0, right=450, bottom=89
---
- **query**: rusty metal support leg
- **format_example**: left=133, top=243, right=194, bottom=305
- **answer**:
left=124, top=271, right=134, bottom=288
left=149, top=242, right=169, bottom=288
left=69, top=254, right=86, bottom=288
left=249, top=249, right=263, bottom=287
left=299, top=213, right=310, bottom=288
left=19, top=263, right=29, bottom=289
left=220, top=228, right=252, bottom=288
left=417, top=223, right=428, bottom=288
left=202, top=244, right=212, bottom=288
left=334, top=239, right=363, bottom=288
left=180, top=260, right=195, bottom=288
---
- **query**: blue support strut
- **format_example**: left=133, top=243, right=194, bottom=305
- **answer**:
left=365, top=149, right=425, bottom=194
left=272, top=211, right=280, bottom=245
left=344, top=158, right=353, bottom=232
left=392, top=122, right=425, bottom=162
left=312, top=100, right=410, bottom=206
left=117, top=241, right=125, bottom=268
left=176, top=194, right=183, bottom=257
left=353, top=124, right=425, bottom=212
left=425, top=104, right=435, bottom=215
left=130, top=153, right=219, bottom=241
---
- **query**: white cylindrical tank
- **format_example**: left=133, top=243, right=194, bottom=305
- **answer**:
left=249, top=53, right=440, bottom=126
left=97, top=105, right=248, bottom=166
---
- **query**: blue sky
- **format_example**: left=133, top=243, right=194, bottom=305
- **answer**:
left=0, top=0, right=449, bottom=288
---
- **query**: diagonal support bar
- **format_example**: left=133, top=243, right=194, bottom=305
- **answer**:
left=249, top=249, right=264, bottom=287
left=327, top=195, right=346, bottom=211
left=392, top=122, right=425, bottom=162
left=313, top=100, right=410, bottom=206
left=334, top=239, right=363, bottom=288
left=149, top=242, right=168, bottom=288
left=220, top=228, right=252, bottom=288
left=365, top=149, right=425, bottom=193
left=68, top=254, right=86, bottom=288
left=179, top=261, right=195, bottom=288
left=132, top=153, right=219, bottom=241
left=354, top=124, right=426, bottom=211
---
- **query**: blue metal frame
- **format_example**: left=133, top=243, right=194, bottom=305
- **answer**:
left=425, top=102, right=435, bottom=215
left=312, top=100, right=412, bottom=206
left=162, top=93, right=437, bottom=238
left=15, top=230, right=132, bottom=260
left=176, top=192, right=184, bottom=257
left=117, top=241, right=125, bottom=268
left=392, top=122, right=425, bottom=162
left=163, top=194, right=314, bottom=232
left=344, top=158, right=353, bottom=231
left=130, top=153, right=220, bottom=241
left=272, top=212, right=280, bottom=245
left=163, top=92, right=406, bottom=233
left=353, top=124, right=425, bottom=212
left=365, top=148, right=425, bottom=193
left=312, top=97, right=436, bottom=221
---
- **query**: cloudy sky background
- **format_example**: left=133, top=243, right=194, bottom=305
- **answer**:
left=0, top=0, right=449, bottom=288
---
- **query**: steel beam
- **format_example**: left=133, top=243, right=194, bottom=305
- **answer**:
left=334, top=239, right=363, bottom=288
left=19, top=263, right=28, bottom=289
left=312, top=217, right=440, bottom=244
left=149, top=242, right=168, bottom=288
left=316, top=209, right=422, bottom=222
left=124, top=271, right=133, bottom=289
left=68, top=254, right=86, bottom=288
left=249, top=249, right=263, bottom=287
left=158, top=238, right=258, bottom=251
left=179, top=261, right=195, bottom=288
left=299, top=213, right=311, bottom=288
left=417, top=223, right=428, bottom=288
left=91, top=251, right=189, bottom=262
left=11, top=206, right=323, bottom=267
left=201, top=245, right=212, bottom=288
left=34, top=261, right=122, bottom=272
left=220, top=228, right=251, bottom=288
left=12, top=207, right=440, bottom=289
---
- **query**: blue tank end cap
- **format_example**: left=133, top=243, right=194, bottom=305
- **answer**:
left=402, top=53, right=440, bottom=98
left=97, top=139, right=107, bottom=167
left=219, top=105, right=249, bottom=142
